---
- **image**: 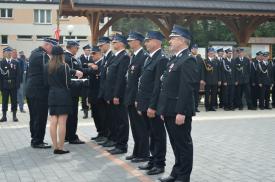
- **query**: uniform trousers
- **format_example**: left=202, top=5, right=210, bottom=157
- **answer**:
left=27, top=97, right=48, bottom=145
left=128, top=105, right=150, bottom=158
left=142, top=113, right=166, bottom=168
left=164, top=116, right=193, bottom=182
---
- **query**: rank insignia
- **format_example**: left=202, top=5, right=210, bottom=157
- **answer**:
left=169, top=63, right=174, bottom=72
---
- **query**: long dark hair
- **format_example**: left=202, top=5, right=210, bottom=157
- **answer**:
left=48, top=54, right=64, bottom=74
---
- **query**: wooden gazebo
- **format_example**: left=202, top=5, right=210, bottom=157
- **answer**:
left=59, top=0, right=275, bottom=46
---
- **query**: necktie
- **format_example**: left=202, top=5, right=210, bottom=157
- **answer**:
left=130, top=54, right=135, bottom=65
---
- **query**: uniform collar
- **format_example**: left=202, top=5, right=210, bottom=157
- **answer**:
left=94, top=57, right=103, bottom=64
left=105, top=49, right=112, bottom=57
left=175, top=48, right=188, bottom=57
left=115, top=49, right=125, bottom=56
left=134, top=47, right=143, bottom=56
left=149, top=48, right=161, bottom=58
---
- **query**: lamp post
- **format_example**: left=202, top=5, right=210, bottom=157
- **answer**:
left=67, top=24, right=74, bottom=40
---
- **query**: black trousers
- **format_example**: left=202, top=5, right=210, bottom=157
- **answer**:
left=81, top=87, right=89, bottom=110
left=165, top=116, right=193, bottom=182
left=2, top=89, right=17, bottom=112
left=251, top=85, right=259, bottom=108
left=272, top=86, right=275, bottom=107
left=259, top=85, right=271, bottom=108
left=106, top=102, right=117, bottom=142
left=218, top=85, right=223, bottom=107
left=112, top=102, right=129, bottom=150
left=128, top=105, right=150, bottom=158
left=223, top=85, right=234, bottom=108
left=27, top=97, right=48, bottom=145
left=89, top=98, right=108, bottom=137
left=192, top=83, right=200, bottom=109
left=66, top=96, right=79, bottom=141
left=142, top=113, right=166, bottom=168
left=204, top=85, right=218, bottom=110
left=236, top=83, right=252, bottom=108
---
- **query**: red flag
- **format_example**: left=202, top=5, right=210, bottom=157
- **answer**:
left=54, top=28, right=61, bottom=41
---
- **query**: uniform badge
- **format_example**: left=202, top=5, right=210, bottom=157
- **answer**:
left=131, top=65, right=135, bottom=74
left=169, top=63, right=174, bottom=72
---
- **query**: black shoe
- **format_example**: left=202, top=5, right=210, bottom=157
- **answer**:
left=238, top=107, right=243, bottom=110
left=95, top=137, right=106, bottom=143
left=54, top=149, right=70, bottom=154
left=209, top=107, right=216, bottom=111
left=90, top=135, right=99, bottom=140
left=265, top=106, right=272, bottom=110
left=147, top=167, right=164, bottom=175
left=0, top=117, right=7, bottom=122
left=97, top=139, right=108, bottom=145
left=83, top=110, right=88, bottom=119
left=248, top=106, right=257, bottom=110
left=69, top=139, right=85, bottom=144
left=260, top=107, right=265, bottom=110
left=224, top=107, right=230, bottom=111
left=125, top=155, right=135, bottom=160
left=31, top=143, right=51, bottom=149
left=20, top=110, right=26, bottom=113
left=131, top=157, right=149, bottom=163
left=195, top=108, right=200, bottom=112
left=108, top=148, right=127, bottom=155
left=158, top=176, right=176, bottom=182
left=138, top=163, right=153, bottom=170
left=102, top=140, right=116, bottom=147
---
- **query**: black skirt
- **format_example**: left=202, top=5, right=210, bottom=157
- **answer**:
left=49, top=106, right=72, bottom=115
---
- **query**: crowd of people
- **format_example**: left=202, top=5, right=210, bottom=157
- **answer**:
left=0, top=24, right=275, bottom=182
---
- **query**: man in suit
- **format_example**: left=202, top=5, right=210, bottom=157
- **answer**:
left=190, top=44, right=203, bottom=112
left=137, top=31, right=168, bottom=175
left=201, top=48, right=221, bottom=111
left=251, top=51, right=263, bottom=108
left=79, top=44, right=93, bottom=119
left=216, top=48, right=225, bottom=108
left=0, top=47, right=20, bottom=122
left=124, top=32, right=149, bottom=163
left=272, top=57, right=275, bottom=108
left=104, top=34, right=130, bottom=155
left=64, top=40, right=85, bottom=144
left=26, top=38, right=58, bottom=148
left=256, top=52, right=273, bottom=110
left=234, top=48, right=255, bottom=110
left=87, top=46, right=105, bottom=143
left=94, top=37, right=115, bottom=146
left=158, top=24, right=196, bottom=182
left=221, top=49, right=235, bottom=111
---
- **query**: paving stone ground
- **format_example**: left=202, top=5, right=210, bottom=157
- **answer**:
left=0, top=106, right=275, bottom=182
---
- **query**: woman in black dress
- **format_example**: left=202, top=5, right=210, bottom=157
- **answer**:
left=46, top=46, right=72, bottom=154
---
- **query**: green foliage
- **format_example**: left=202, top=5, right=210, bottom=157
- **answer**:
left=253, top=22, right=275, bottom=37
left=112, top=17, right=158, bottom=35
left=112, top=18, right=275, bottom=48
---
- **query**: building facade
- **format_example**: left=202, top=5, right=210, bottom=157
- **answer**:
left=0, top=0, right=111, bottom=58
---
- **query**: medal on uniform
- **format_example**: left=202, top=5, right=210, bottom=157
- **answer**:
left=169, top=63, right=174, bottom=72
left=131, top=65, right=135, bottom=74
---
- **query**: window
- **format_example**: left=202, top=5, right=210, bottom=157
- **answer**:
left=17, top=35, right=33, bottom=40
left=77, top=36, right=87, bottom=40
left=0, top=9, right=13, bottom=18
left=1, top=35, right=8, bottom=45
left=36, top=35, right=50, bottom=40
left=34, top=9, right=51, bottom=24
left=59, top=36, right=64, bottom=45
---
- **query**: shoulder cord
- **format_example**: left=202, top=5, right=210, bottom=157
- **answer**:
left=252, top=62, right=257, bottom=70
left=258, top=62, right=268, bottom=75
left=0, top=60, right=10, bottom=76
left=64, top=63, right=69, bottom=89
left=203, top=59, right=213, bottom=72
left=223, top=59, right=232, bottom=73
